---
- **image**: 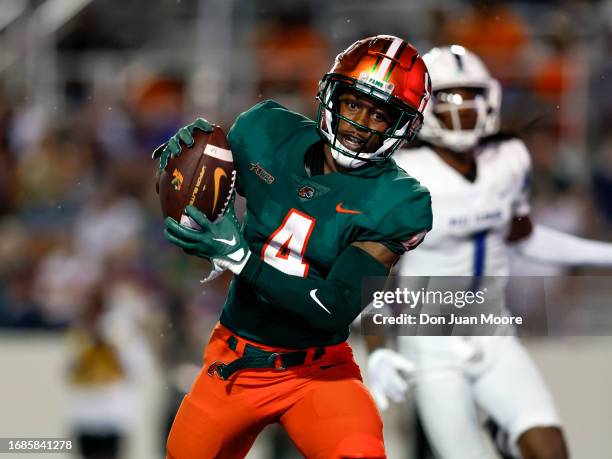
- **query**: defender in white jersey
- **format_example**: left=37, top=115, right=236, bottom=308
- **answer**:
left=399, top=137, right=530, bottom=278
left=366, top=46, right=612, bottom=459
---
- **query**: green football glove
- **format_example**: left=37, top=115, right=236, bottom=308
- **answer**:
left=152, top=118, right=215, bottom=170
left=164, top=205, right=252, bottom=275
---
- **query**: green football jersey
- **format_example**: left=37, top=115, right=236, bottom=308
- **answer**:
left=220, top=100, right=432, bottom=348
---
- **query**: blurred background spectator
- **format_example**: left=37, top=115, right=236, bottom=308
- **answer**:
left=65, top=286, right=153, bottom=459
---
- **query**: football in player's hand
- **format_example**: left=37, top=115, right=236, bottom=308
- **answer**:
left=157, top=125, right=236, bottom=224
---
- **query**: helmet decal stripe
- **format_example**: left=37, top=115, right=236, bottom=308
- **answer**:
left=452, top=52, right=464, bottom=71
left=384, top=62, right=396, bottom=82
left=393, top=40, right=408, bottom=65
left=371, top=55, right=383, bottom=73
left=375, top=37, right=403, bottom=80
left=371, top=38, right=392, bottom=73
left=383, top=41, right=407, bottom=81
left=379, top=38, right=393, bottom=54
left=449, top=44, right=466, bottom=72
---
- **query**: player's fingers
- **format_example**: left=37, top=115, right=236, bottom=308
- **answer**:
left=152, top=142, right=167, bottom=159
left=185, top=205, right=212, bottom=229
left=164, top=230, right=199, bottom=251
left=179, top=214, right=202, bottom=230
left=387, top=385, right=407, bottom=403
left=178, top=127, right=194, bottom=146
left=387, top=371, right=409, bottom=395
left=390, top=354, right=416, bottom=375
left=166, top=137, right=182, bottom=156
left=165, top=218, right=203, bottom=242
left=194, top=117, right=214, bottom=132
left=160, top=152, right=169, bottom=170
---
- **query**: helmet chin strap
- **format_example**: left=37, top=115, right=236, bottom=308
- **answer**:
left=331, top=147, right=367, bottom=168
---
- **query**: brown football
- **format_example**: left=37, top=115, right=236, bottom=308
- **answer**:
left=157, top=126, right=236, bottom=225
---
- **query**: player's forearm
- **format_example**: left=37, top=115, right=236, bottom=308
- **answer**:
left=512, top=225, right=612, bottom=267
left=239, top=245, right=388, bottom=332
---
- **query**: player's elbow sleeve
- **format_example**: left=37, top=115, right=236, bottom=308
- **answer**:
left=311, top=246, right=388, bottom=331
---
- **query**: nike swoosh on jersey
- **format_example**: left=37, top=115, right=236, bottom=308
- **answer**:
left=335, top=202, right=363, bottom=215
left=213, top=236, right=236, bottom=246
left=309, top=289, right=331, bottom=314
left=212, top=167, right=228, bottom=211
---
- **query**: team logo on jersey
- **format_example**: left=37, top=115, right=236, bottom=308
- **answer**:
left=171, top=169, right=183, bottom=191
left=298, top=186, right=315, bottom=199
left=249, top=162, right=275, bottom=184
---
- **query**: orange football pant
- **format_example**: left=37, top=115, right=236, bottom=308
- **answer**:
left=166, top=323, right=385, bottom=459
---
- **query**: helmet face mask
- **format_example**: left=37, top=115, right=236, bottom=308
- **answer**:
left=428, top=86, right=490, bottom=152
left=316, top=75, right=423, bottom=168
left=433, top=87, right=485, bottom=131
left=419, top=45, right=501, bottom=153
left=316, top=36, right=431, bottom=168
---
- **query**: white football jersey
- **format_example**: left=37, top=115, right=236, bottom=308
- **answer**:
left=389, top=142, right=561, bottom=458
left=395, top=138, right=531, bottom=277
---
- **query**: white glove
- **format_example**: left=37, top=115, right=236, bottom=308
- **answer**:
left=367, top=348, right=416, bottom=411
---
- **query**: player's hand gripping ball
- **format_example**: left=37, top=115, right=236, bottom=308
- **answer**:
left=164, top=205, right=251, bottom=272
left=153, top=118, right=236, bottom=224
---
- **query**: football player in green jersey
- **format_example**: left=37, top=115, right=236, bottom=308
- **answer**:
left=155, top=35, right=432, bottom=459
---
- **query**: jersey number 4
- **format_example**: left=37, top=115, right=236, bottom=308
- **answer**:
left=261, top=208, right=316, bottom=277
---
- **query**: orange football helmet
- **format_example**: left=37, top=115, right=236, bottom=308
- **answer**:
left=316, top=35, right=431, bottom=167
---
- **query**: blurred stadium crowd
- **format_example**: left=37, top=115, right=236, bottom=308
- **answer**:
left=1, top=0, right=612, bottom=457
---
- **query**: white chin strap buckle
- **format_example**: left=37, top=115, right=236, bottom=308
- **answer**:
left=331, top=148, right=367, bottom=168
